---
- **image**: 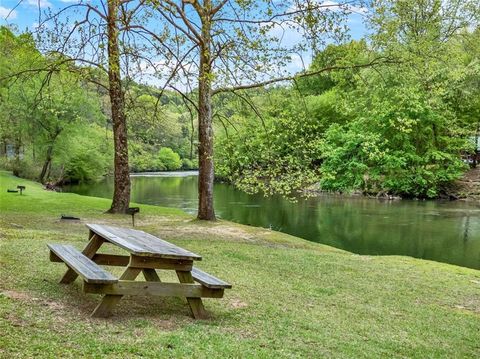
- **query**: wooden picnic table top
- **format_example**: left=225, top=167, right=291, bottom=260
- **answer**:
left=86, top=223, right=202, bottom=261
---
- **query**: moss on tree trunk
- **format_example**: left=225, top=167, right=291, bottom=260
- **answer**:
left=106, top=0, right=130, bottom=214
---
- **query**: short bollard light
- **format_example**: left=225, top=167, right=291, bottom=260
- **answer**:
left=127, top=207, right=140, bottom=227
left=17, top=185, right=25, bottom=195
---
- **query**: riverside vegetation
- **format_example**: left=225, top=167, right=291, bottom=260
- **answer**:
left=1, top=171, right=480, bottom=357
left=1, top=1, right=480, bottom=201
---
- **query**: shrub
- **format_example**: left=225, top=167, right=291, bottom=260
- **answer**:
left=181, top=158, right=197, bottom=170
left=130, top=152, right=157, bottom=172
left=56, top=124, right=113, bottom=183
left=157, top=147, right=182, bottom=171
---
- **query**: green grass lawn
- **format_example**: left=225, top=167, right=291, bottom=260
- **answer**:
left=0, top=170, right=479, bottom=358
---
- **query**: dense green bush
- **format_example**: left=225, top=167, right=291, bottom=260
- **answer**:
left=130, top=146, right=182, bottom=172
left=216, top=89, right=336, bottom=196
left=181, top=158, right=197, bottom=170
left=129, top=145, right=157, bottom=172
left=217, top=78, right=470, bottom=198
left=4, top=154, right=38, bottom=180
left=215, top=24, right=479, bottom=199
left=57, top=124, right=113, bottom=183
left=319, top=83, right=469, bottom=197
left=1, top=124, right=113, bottom=184
left=157, top=147, right=182, bottom=170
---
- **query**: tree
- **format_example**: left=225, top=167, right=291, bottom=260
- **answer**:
left=106, top=0, right=130, bottom=213
left=0, top=27, right=108, bottom=184
left=34, top=0, right=173, bottom=212
left=215, top=0, right=480, bottom=199
left=0, top=27, right=40, bottom=172
left=150, top=0, right=362, bottom=219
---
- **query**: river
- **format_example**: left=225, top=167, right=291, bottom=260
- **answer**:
left=65, top=171, right=480, bottom=270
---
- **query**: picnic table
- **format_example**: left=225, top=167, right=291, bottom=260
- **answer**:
left=48, top=224, right=231, bottom=319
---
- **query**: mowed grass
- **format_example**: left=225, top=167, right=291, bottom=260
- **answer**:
left=0, top=170, right=479, bottom=358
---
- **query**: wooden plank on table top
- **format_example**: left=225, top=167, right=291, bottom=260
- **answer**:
left=86, top=224, right=201, bottom=260
left=48, top=244, right=118, bottom=284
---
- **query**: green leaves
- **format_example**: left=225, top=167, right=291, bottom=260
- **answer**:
left=130, top=146, right=182, bottom=172
left=318, top=70, right=469, bottom=198
left=215, top=12, right=479, bottom=199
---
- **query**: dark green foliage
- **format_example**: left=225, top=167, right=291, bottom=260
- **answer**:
left=215, top=10, right=480, bottom=198
left=2, top=0, right=480, bottom=198
left=56, top=124, right=113, bottom=183
left=130, top=146, right=182, bottom=172
left=157, top=147, right=182, bottom=170
left=216, top=88, right=340, bottom=196
left=0, top=27, right=197, bottom=182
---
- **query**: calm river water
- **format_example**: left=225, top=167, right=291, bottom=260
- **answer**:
left=65, top=172, right=480, bottom=270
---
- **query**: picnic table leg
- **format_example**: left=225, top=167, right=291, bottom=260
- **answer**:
left=142, top=269, right=161, bottom=282
left=91, top=266, right=141, bottom=318
left=176, top=270, right=207, bottom=319
left=60, top=233, right=104, bottom=284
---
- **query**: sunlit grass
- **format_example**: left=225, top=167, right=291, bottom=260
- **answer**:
left=1, top=171, right=479, bottom=358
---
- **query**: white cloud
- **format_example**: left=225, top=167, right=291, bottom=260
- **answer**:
left=284, top=53, right=312, bottom=75
left=26, top=0, right=53, bottom=8
left=292, top=1, right=368, bottom=15
left=267, top=22, right=304, bottom=47
left=32, top=21, right=49, bottom=30
left=0, top=6, right=17, bottom=19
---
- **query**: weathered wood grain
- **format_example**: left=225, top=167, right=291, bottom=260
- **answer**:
left=48, top=244, right=117, bottom=284
left=191, top=267, right=232, bottom=289
left=60, top=234, right=104, bottom=284
left=90, top=266, right=141, bottom=318
left=86, top=223, right=202, bottom=260
left=176, top=270, right=207, bottom=319
left=49, top=224, right=231, bottom=319
left=83, top=281, right=224, bottom=298
left=142, top=268, right=161, bottom=282
left=92, top=254, right=130, bottom=266
left=129, top=255, right=193, bottom=271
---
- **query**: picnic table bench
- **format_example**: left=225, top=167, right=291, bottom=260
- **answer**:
left=48, top=224, right=231, bottom=319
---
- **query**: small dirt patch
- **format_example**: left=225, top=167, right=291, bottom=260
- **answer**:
left=1, top=290, right=31, bottom=301
left=230, top=298, right=248, bottom=309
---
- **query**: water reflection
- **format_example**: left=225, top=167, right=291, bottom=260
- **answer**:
left=66, top=174, right=480, bottom=270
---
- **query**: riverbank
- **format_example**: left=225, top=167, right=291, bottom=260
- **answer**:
left=445, top=166, right=480, bottom=201
left=1, top=170, right=479, bottom=357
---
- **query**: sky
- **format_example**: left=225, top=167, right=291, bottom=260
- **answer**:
left=0, top=0, right=369, bottom=86
left=0, top=0, right=368, bottom=34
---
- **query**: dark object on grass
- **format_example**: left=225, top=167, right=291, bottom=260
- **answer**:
left=44, top=182, right=62, bottom=192
left=61, top=215, right=80, bottom=221
left=17, top=185, right=25, bottom=195
left=126, top=207, right=140, bottom=227
left=7, top=189, right=18, bottom=193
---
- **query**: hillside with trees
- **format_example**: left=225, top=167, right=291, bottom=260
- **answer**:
left=1, top=0, right=479, bottom=210
left=0, top=27, right=197, bottom=186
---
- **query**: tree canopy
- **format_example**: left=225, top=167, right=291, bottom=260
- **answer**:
left=1, top=0, right=479, bottom=210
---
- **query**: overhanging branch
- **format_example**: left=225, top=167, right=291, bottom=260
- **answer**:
left=212, top=57, right=398, bottom=95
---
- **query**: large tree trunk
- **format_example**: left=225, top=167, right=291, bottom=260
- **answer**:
left=12, top=138, right=22, bottom=177
left=197, top=5, right=215, bottom=220
left=190, top=114, right=195, bottom=161
left=107, top=0, right=131, bottom=214
left=39, top=144, right=53, bottom=184
left=0, top=139, right=6, bottom=157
